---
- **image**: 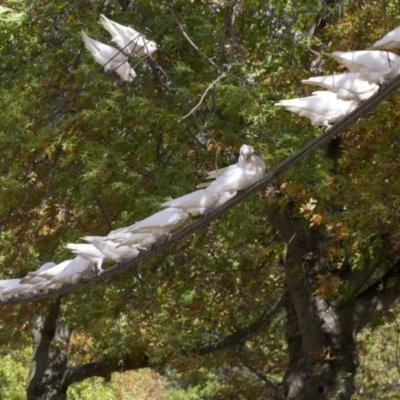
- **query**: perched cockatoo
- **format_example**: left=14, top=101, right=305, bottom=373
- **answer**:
left=302, top=72, right=379, bottom=101
left=81, top=31, right=136, bottom=81
left=21, top=260, right=74, bottom=291
left=24, top=260, right=73, bottom=280
left=65, top=243, right=105, bottom=271
left=161, top=189, right=237, bottom=215
left=105, top=231, right=157, bottom=249
left=1, top=280, right=37, bottom=298
left=275, top=91, right=359, bottom=126
left=49, top=257, right=92, bottom=285
left=121, top=208, right=188, bottom=239
left=369, top=26, right=400, bottom=50
left=99, top=14, right=157, bottom=58
left=19, top=262, right=57, bottom=284
left=204, top=145, right=265, bottom=193
left=0, top=279, right=21, bottom=290
left=82, top=236, right=139, bottom=260
left=327, top=50, right=400, bottom=83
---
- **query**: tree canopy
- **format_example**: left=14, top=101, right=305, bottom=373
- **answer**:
left=2, top=0, right=400, bottom=399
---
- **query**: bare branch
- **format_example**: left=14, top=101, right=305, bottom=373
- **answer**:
left=61, top=354, right=149, bottom=388
left=179, top=72, right=227, bottom=122
left=196, top=295, right=286, bottom=356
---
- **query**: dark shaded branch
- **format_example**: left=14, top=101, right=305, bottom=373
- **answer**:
left=196, top=295, right=285, bottom=356
left=61, top=354, right=149, bottom=388
left=341, top=236, right=393, bottom=300
left=235, top=346, right=284, bottom=399
left=4, top=74, right=400, bottom=305
left=354, top=259, right=400, bottom=332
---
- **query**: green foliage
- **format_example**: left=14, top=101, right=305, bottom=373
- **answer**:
left=2, top=0, right=400, bottom=397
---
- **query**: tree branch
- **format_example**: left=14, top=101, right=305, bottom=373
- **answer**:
left=61, top=354, right=149, bottom=388
left=354, top=259, right=400, bottom=332
left=196, top=295, right=286, bottom=356
left=178, top=72, right=227, bottom=122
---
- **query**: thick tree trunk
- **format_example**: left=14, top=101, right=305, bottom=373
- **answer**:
left=26, top=297, right=71, bottom=400
left=283, top=299, right=358, bottom=400
left=265, top=194, right=400, bottom=400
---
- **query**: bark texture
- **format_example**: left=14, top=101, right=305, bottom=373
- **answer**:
left=265, top=196, right=400, bottom=400
left=26, top=297, right=148, bottom=400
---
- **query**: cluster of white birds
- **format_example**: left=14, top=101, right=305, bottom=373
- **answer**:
left=82, top=14, right=157, bottom=81
left=0, top=145, right=265, bottom=300
left=275, top=26, right=400, bottom=126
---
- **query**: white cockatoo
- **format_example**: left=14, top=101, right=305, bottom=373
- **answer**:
left=327, top=50, right=400, bottom=83
left=19, top=262, right=57, bottom=284
left=302, top=72, right=379, bottom=101
left=0, top=279, right=21, bottom=290
left=161, top=189, right=237, bottom=215
left=99, top=14, right=157, bottom=58
left=21, top=260, right=74, bottom=291
left=105, top=231, right=157, bottom=249
left=25, top=260, right=73, bottom=280
left=275, top=91, right=359, bottom=126
left=49, top=257, right=92, bottom=285
left=81, top=31, right=136, bottom=81
left=82, top=236, right=139, bottom=260
left=120, top=208, right=188, bottom=239
left=65, top=243, right=105, bottom=271
left=204, top=145, right=265, bottom=193
left=1, top=280, right=38, bottom=298
left=369, top=26, right=400, bottom=50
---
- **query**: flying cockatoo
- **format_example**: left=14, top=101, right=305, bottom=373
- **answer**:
left=81, top=31, right=136, bottom=81
left=275, top=91, right=359, bottom=126
left=82, top=236, right=139, bottom=260
left=99, top=14, right=157, bottom=58
left=327, top=50, right=400, bottom=83
left=49, top=256, right=92, bottom=285
left=369, top=26, right=400, bottom=50
left=203, top=145, right=265, bottom=193
left=302, top=72, right=379, bottom=101
left=121, top=208, right=188, bottom=239
left=161, top=189, right=237, bottom=215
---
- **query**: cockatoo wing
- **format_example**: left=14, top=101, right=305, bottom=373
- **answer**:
left=66, top=243, right=104, bottom=271
left=50, top=257, right=92, bottom=285
left=369, top=27, right=400, bottom=50
left=161, top=190, right=222, bottom=215
left=0, top=279, right=21, bottom=290
left=126, top=208, right=188, bottom=237
left=99, top=14, right=157, bottom=57
left=327, top=50, right=400, bottom=83
left=81, top=31, right=136, bottom=81
left=302, top=73, right=379, bottom=101
left=276, top=91, right=358, bottom=125
left=82, top=236, right=139, bottom=261
left=32, top=260, right=74, bottom=280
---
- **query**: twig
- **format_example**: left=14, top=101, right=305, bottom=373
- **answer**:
left=235, top=346, right=284, bottom=399
left=179, top=72, right=227, bottom=122
left=166, top=2, right=220, bottom=70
